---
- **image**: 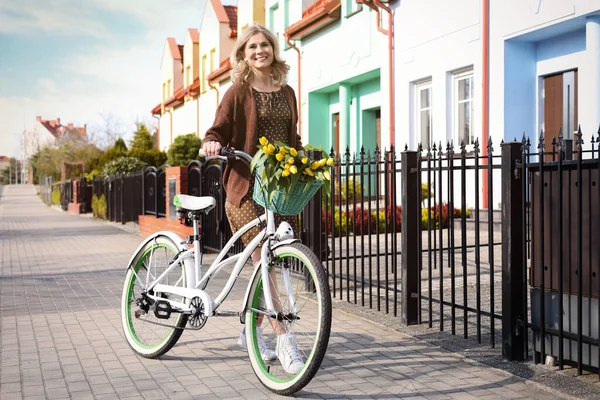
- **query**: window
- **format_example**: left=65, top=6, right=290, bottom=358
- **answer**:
left=454, top=71, right=474, bottom=145
left=186, top=66, right=190, bottom=87
left=209, top=48, right=216, bottom=73
left=201, top=55, right=207, bottom=93
left=345, top=0, right=362, bottom=16
left=167, top=79, right=172, bottom=97
left=162, top=82, right=166, bottom=102
left=416, top=81, right=433, bottom=149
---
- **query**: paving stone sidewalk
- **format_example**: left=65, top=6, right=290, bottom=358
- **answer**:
left=0, top=184, right=578, bottom=399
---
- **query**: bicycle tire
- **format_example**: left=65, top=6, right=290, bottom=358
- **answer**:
left=121, top=234, right=188, bottom=358
left=245, top=242, right=332, bottom=395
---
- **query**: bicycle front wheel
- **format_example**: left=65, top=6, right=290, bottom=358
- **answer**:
left=245, top=242, right=332, bottom=395
left=121, top=234, right=188, bottom=358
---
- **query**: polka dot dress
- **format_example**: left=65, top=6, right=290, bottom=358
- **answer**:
left=225, top=88, right=299, bottom=247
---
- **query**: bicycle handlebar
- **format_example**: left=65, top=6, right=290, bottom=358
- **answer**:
left=198, top=147, right=252, bottom=163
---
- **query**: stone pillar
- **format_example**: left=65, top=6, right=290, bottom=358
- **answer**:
left=165, top=166, right=188, bottom=220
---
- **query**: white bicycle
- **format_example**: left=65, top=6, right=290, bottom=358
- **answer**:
left=120, top=148, right=332, bottom=395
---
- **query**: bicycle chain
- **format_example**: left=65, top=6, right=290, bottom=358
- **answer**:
left=135, top=313, right=202, bottom=330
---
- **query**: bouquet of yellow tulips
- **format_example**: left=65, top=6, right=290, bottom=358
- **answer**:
left=250, top=136, right=333, bottom=215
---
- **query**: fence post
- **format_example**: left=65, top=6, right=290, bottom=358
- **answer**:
left=401, top=150, right=419, bottom=325
left=501, top=141, right=526, bottom=361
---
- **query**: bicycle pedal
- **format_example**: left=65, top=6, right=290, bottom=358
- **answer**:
left=154, top=300, right=172, bottom=319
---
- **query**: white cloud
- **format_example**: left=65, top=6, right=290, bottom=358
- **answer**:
left=0, top=0, right=112, bottom=37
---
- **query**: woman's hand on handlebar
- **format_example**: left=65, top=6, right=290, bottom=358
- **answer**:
left=202, top=140, right=222, bottom=157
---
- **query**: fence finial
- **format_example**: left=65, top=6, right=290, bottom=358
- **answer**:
left=487, top=135, right=493, bottom=153
left=404, top=143, right=408, bottom=152
left=558, top=127, right=564, bottom=152
left=473, top=138, right=480, bottom=154
left=417, top=143, right=423, bottom=153
left=576, top=125, right=584, bottom=149
left=538, top=129, right=545, bottom=152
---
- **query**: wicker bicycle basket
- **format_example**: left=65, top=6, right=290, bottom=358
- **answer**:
left=253, top=175, right=323, bottom=216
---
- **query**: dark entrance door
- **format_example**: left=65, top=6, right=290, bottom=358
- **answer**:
left=543, top=70, right=578, bottom=159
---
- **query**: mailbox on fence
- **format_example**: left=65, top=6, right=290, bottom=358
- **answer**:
left=529, top=160, right=600, bottom=367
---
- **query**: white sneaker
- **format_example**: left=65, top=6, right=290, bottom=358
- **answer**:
left=238, top=326, right=277, bottom=361
left=276, top=332, right=304, bottom=374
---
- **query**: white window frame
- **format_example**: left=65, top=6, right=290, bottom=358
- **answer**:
left=416, top=80, right=433, bottom=150
left=453, top=70, right=475, bottom=146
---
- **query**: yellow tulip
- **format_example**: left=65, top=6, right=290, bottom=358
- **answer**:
left=290, top=165, right=298, bottom=174
left=301, top=157, right=308, bottom=164
left=326, top=157, right=334, bottom=166
left=265, top=144, right=275, bottom=154
left=290, top=148, right=297, bottom=157
left=287, top=157, right=295, bottom=165
left=259, top=136, right=268, bottom=146
left=276, top=153, right=284, bottom=162
left=311, top=161, right=319, bottom=170
left=279, top=147, right=288, bottom=155
left=263, top=145, right=269, bottom=153
left=282, top=169, right=291, bottom=177
left=304, top=168, right=314, bottom=177
left=318, top=158, right=327, bottom=167
left=284, top=163, right=291, bottom=170
left=323, top=170, right=331, bottom=180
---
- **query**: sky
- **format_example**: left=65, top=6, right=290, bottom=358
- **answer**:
left=0, top=0, right=236, bottom=158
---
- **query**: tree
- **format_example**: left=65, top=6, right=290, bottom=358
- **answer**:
left=126, top=123, right=167, bottom=167
left=100, top=137, right=128, bottom=166
left=28, top=138, right=104, bottom=182
left=167, top=134, right=202, bottom=166
left=87, top=112, right=126, bottom=150
left=129, top=123, right=154, bottom=151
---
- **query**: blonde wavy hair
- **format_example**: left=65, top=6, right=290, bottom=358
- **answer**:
left=230, top=23, right=290, bottom=86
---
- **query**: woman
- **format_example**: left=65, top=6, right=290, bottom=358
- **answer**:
left=201, top=23, right=303, bottom=374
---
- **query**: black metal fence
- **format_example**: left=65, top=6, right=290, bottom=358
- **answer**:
left=142, top=165, right=169, bottom=218
left=502, top=127, right=600, bottom=376
left=187, top=160, right=243, bottom=255
left=306, top=143, right=503, bottom=345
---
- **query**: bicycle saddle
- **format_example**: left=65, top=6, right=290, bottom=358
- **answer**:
left=173, top=194, right=216, bottom=213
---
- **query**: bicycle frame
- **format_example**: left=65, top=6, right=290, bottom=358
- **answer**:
left=129, top=157, right=297, bottom=321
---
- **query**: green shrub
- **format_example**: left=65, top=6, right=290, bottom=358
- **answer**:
left=92, top=194, right=107, bottom=219
left=421, top=182, right=434, bottom=203
left=341, top=177, right=363, bottom=200
left=371, top=210, right=389, bottom=232
left=51, top=188, right=61, bottom=205
left=421, top=208, right=440, bottom=230
left=101, top=157, right=147, bottom=177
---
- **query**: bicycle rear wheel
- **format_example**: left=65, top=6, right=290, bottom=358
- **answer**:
left=245, top=242, right=332, bottom=395
left=121, top=234, right=187, bottom=358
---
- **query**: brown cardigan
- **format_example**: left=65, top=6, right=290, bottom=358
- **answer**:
left=203, top=81, right=302, bottom=207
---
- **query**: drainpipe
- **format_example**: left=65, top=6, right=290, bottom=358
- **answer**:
left=196, top=90, right=201, bottom=139
left=358, top=0, right=395, bottom=147
left=285, top=34, right=302, bottom=137
left=208, top=80, right=220, bottom=140
left=482, top=0, right=490, bottom=209
left=208, top=81, right=220, bottom=104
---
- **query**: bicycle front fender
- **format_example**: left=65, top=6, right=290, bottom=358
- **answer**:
left=125, top=231, right=188, bottom=270
left=239, top=238, right=301, bottom=324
